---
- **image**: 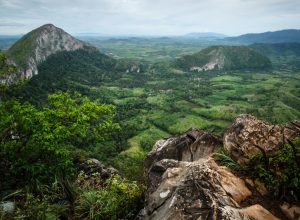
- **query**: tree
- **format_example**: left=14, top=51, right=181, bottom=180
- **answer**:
left=0, top=91, right=119, bottom=188
left=0, top=51, right=17, bottom=98
left=0, top=52, right=16, bottom=78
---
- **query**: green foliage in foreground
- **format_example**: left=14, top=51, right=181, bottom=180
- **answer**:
left=0, top=91, right=119, bottom=188
left=0, top=175, right=144, bottom=220
left=248, top=138, right=300, bottom=201
left=74, top=175, right=144, bottom=220
left=0, top=179, right=71, bottom=219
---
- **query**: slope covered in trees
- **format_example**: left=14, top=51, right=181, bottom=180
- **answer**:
left=250, top=42, right=300, bottom=69
left=0, top=91, right=145, bottom=219
left=175, top=45, right=272, bottom=71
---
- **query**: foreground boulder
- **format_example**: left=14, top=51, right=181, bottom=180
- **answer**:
left=76, top=158, right=118, bottom=188
left=280, top=203, right=300, bottom=220
left=138, top=115, right=300, bottom=220
left=144, top=128, right=222, bottom=175
left=139, top=158, right=279, bottom=220
left=223, top=114, right=300, bottom=165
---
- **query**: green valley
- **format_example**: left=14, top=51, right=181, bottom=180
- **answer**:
left=6, top=47, right=300, bottom=181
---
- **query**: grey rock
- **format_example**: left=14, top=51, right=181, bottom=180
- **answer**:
left=138, top=119, right=287, bottom=220
left=139, top=158, right=278, bottom=220
left=0, top=201, right=15, bottom=214
left=223, top=114, right=300, bottom=165
left=144, top=128, right=222, bottom=176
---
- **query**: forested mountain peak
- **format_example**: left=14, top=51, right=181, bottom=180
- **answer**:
left=176, top=45, right=272, bottom=72
left=4, top=24, right=95, bottom=83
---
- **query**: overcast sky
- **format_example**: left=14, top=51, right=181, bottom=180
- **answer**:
left=0, top=0, right=300, bottom=36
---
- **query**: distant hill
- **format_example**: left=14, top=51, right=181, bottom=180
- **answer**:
left=0, top=35, right=21, bottom=50
left=224, top=29, right=300, bottom=44
left=250, top=42, right=300, bottom=69
left=250, top=42, right=300, bottom=57
left=184, top=32, right=227, bottom=40
left=175, top=45, right=272, bottom=71
left=5, top=24, right=95, bottom=83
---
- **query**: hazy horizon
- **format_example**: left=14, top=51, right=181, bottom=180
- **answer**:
left=1, top=0, right=300, bottom=36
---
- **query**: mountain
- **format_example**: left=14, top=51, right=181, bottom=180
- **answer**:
left=4, top=25, right=142, bottom=103
left=250, top=42, right=300, bottom=69
left=175, top=45, right=272, bottom=71
left=184, top=32, right=227, bottom=40
left=5, top=24, right=94, bottom=83
left=224, top=29, right=300, bottom=44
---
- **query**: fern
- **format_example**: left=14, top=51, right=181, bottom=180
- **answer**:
left=213, top=149, right=241, bottom=170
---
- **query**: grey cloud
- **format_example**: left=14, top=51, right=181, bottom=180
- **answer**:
left=0, top=0, right=299, bottom=35
left=0, top=22, right=25, bottom=27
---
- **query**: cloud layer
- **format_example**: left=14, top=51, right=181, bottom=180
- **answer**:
left=0, top=0, right=300, bottom=35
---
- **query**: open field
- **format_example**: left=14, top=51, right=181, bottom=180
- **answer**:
left=79, top=37, right=217, bottom=63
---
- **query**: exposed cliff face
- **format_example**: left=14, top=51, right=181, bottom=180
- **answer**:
left=4, top=24, right=93, bottom=83
left=138, top=115, right=300, bottom=220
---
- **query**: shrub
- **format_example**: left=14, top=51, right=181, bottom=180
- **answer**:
left=0, top=181, right=72, bottom=220
left=0, top=52, right=17, bottom=78
left=0, top=51, right=17, bottom=97
left=13, top=192, right=70, bottom=219
left=74, top=189, right=102, bottom=219
left=248, top=138, right=300, bottom=201
left=0, top=91, right=119, bottom=188
left=213, top=149, right=241, bottom=170
left=74, top=175, right=144, bottom=220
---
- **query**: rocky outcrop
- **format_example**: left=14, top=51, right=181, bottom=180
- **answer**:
left=138, top=115, right=300, bottom=220
left=76, top=158, right=118, bottom=189
left=144, top=128, right=222, bottom=175
left=223, top=114, right=300, bottom=165
left=280, top=203, right=300, bottom=220
left=4, top=24, right=93, bottom=84
left=139, top=158, right=272, bottom=220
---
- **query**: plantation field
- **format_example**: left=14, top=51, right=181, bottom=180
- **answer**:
left=86, top=69, right=300, bottom=180
left=79, top=37, right=215, bottom=63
